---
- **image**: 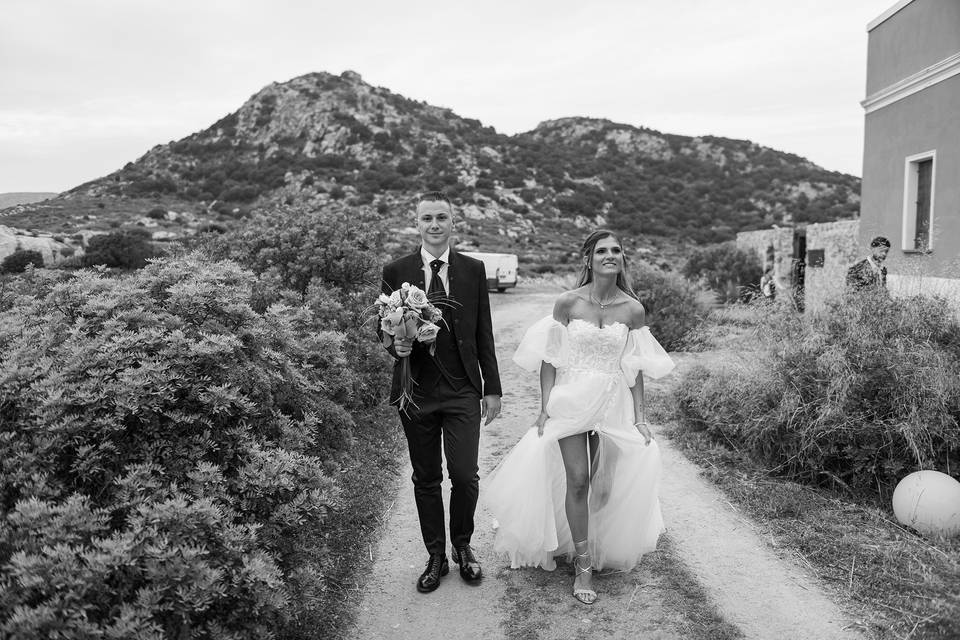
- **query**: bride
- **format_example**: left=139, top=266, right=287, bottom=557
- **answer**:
left=485, top=230, right=675, bottom=605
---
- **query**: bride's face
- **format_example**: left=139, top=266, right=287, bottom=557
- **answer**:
left=589, top=236, right=624, bottom=276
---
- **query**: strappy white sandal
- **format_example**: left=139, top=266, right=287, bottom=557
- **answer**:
left=572, top=543, right=597, bottom=605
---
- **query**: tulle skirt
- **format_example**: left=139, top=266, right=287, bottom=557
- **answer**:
left=484, top=368, right=664, bottom=571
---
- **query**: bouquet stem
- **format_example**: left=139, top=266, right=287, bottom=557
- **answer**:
left=397, top=356, right=417, bottom=414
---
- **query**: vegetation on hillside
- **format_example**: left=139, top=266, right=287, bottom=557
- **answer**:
left=2, top=70, right=859, bottom=258
left=0, top=206, right=401, bottom=638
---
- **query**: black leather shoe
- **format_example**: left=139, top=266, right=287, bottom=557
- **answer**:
left=416, top=553, right=449, bottom=593
left=451, top=544, right=482, bottom=582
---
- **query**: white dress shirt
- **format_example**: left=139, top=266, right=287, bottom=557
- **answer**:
left=420, top=247, right=450, bottom=294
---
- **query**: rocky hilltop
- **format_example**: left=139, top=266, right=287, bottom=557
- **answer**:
left=5, top=70, right=859, bottom=266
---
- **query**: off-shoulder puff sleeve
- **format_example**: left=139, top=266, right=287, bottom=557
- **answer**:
left=512, top=315, right=569, bottom=372
left=621, top=326, right=675, bottom=384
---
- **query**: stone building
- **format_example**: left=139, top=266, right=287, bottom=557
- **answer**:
left=737, top=219, right=860, bottom=312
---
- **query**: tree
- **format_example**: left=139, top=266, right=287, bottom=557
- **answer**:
left=682, top=242, right=763, bottom=303
left=217, top=203, right=383, bottom=297
left=0, top=249, right=44, bottom=273
left=83, top=228, right=155, bottom=269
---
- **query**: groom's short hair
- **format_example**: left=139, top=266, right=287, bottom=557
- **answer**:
left=416, top=191, right=452, bottom=209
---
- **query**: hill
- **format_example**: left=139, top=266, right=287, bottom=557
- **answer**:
left=0, top=192, right=58, bottom=208
left=2, top=71, right=859, bottom=267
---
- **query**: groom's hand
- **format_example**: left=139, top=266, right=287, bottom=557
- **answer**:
left=394, top=337, right=413, bottom=358
left=481, top=395, right=501, bottom=426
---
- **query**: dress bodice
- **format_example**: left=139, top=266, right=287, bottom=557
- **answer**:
left=512, top=314, right=675, bottom=383
left=565, top=319, right=629, bottom=374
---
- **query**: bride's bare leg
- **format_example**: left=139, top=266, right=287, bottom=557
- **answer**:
left=558, top=432, right=590, bottom=543
left=558, top=433, right=595, bottom=603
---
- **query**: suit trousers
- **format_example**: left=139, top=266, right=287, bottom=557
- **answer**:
left=399, top=375, right=481, bottom=555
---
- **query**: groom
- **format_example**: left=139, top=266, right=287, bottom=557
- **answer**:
left=380, top=190, right=502, bottom=593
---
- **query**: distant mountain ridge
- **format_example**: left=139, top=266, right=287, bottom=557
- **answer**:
left=8, top=70, right=859, bottom=263
left=0, top=193, right=57, bottom=208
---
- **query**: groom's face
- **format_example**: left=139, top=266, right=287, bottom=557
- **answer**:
left=416, top=200, right=453, bottom=254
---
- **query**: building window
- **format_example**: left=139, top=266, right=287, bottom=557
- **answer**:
left=901, top=150, right=936, bottom=252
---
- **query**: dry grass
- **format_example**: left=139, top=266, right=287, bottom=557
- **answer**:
left=661, top=428, right=960, bottom=639
left=656, top=301, right=960, bottom=640
left=314, top=405, right=408, bottom=639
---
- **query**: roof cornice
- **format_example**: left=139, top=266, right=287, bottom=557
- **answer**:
left=862, top=51, right=960, bottom=113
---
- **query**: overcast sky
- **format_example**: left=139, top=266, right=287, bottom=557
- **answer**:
left=1, top=0, right=894, bottom=193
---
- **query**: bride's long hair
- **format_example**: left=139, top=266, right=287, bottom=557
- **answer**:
left=575, top=230, right=640, bottom=300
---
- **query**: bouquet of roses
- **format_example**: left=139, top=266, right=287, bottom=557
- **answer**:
left=376, top=282, right=444, bottom=412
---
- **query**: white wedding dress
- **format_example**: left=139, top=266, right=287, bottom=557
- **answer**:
left=485, top=316, right=675, bottom=571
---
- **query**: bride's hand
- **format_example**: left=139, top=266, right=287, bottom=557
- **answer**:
left=533, top=411, right=549, bottom=437
left=634, top=421, right=652, bottom=445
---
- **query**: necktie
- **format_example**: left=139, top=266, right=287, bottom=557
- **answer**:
left=429, top=259, right=446, bottom=298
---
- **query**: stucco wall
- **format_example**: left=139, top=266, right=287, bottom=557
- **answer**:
left=866, top=0, right=960, bottom=95
left=861, top=74, right=960, bottom=278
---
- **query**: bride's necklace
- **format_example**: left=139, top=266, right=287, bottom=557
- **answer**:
left=589, top=288, right=620, bottom=310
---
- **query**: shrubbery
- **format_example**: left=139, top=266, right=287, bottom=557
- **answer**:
left=672, top=291, right=960, bottom=498
left=0, top=256, right=361, bottom=636
left=211, top=203, right=388, bottom=410
left=682, top=242, right=762, bottom=303
left=0, top=249, right=44, bottom=273
left=83, top=228, right=155, bottom=269
left=630, top=260, right=710, bottom=351
left=0, top=209, right=396, bottom=637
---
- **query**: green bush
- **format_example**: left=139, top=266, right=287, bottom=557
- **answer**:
left=631, top=260, right=710, bottom=351
left=672, top=291, right=960, bottom=498
left=0, top=255, right=367, bottom=637
left=682, top=241, right=763, bottom=303
left=83, top=229, right=155, bottom=269
left=216, top=203, right=382, bottom=298
left=211, top=203, right=390, bottom=413
left=0, top=249, right=44, bottom=273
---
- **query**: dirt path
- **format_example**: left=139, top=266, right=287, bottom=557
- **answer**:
left=346, top=289, right=864, bottom=640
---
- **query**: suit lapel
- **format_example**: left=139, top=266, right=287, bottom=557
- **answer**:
left=404, top=250, right=425, bottom=291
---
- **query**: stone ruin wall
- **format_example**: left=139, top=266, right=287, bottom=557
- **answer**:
left=737, top=219, right=860, bottom=312
left=804, top=219, right=861, bottom=312
left=735, top=226, right=794, bottom=292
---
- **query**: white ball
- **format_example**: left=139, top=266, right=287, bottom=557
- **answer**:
left=892, top=470, right=960, bottom=536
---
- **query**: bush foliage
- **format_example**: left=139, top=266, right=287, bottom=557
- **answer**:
left=673, top=291, right=960, bottom=498
left=83, top=228, right=156, bottom=269
left=0, top=249, right=44, bottom=273
left=0, top=221, right=394, bottom=637
left=631, top=260, right=710, bottom=351
left=682, top=242, right=763, bottom=303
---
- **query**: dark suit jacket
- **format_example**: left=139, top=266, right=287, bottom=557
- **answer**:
left=381, top=248, right=502, bottom=401
left=846, top=257, right=887, bottom=292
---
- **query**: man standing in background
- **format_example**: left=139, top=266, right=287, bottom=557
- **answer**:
left=846, top=236, right=890, bottom=292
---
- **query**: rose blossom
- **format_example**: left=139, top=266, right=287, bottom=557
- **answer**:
left=380, top=308, right=404, bottom=335
left=417, top=321, right=440, bottom=343
left=406, top=287, right=429, bottom=309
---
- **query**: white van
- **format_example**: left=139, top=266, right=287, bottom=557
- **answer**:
left=461, top=251, right=519, bottom=292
